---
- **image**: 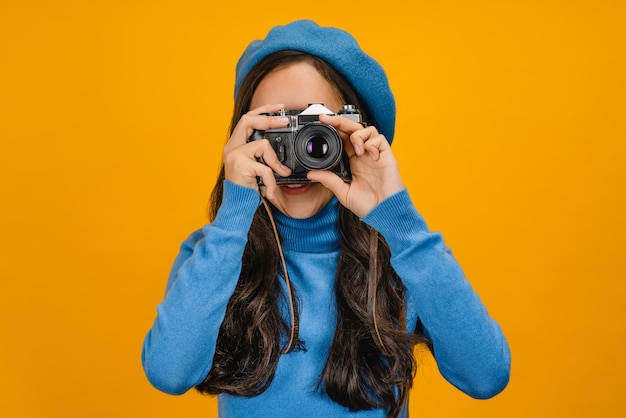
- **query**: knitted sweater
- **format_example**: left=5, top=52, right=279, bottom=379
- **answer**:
left=142, top=181, right=510, bottom=417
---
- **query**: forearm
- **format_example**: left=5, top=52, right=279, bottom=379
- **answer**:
left=142, top=181, right=261, bottom=394
left=362, top=189, right=511, bottom=398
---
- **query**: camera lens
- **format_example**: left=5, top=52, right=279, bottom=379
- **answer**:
left=306, top=137, right=329, bottom=158
left=294, top=123, right=343, bottom=171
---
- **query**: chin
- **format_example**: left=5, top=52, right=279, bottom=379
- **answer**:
left=272, top=183, right=333, bottom=219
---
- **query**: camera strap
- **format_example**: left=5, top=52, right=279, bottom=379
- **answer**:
left=261, top=196, right=297, bottom=354
left=260, top=196, right=387, bottom=355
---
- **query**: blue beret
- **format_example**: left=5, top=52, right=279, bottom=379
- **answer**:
left=234, top=20, right=396, bottom=143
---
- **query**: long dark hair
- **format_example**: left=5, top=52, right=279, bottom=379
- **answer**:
left=196, top=51, right=429, bottom=417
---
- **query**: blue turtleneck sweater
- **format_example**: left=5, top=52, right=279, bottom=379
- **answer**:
left=142, top=181, right=510, bottom=417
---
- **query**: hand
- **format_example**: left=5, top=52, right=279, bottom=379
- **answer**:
left=223, top=104, right=292, bottom=199
left=307, top=114, right=405, bottom=218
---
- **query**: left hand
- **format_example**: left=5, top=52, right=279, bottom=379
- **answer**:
left=307, top=113, right=405, bottom=218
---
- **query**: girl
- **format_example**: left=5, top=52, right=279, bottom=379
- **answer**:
left=142, top=19, right=510, bottom=418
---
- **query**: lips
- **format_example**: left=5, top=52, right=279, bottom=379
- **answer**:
left=279, top=183, right=312, bottom=195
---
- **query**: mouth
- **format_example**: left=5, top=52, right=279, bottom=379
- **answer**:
left=279, top=182, right=312, bottom=195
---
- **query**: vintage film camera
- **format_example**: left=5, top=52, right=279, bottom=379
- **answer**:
left=248, top=103, right=362, bottom=184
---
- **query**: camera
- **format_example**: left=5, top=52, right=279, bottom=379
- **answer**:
left=248, top=103, right=362, bottom=184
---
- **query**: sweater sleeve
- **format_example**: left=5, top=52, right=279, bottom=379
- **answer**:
left=362, top=189, right=511, bottom=399
left=141, top=181, right=261, bottom=395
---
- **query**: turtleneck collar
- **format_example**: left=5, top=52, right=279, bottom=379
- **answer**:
left=271, top=197, right=341, bottom=253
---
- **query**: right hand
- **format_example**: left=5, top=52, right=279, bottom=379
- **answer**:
left=223, top=104, right=292, bottom=199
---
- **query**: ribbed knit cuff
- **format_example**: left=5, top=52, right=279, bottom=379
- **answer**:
left=210, top=181, right=261, bottom=233
left=361, top=189, right=430, bottom=251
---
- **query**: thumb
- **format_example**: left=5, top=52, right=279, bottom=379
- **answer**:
left=307, top=170, right=348, bottom=201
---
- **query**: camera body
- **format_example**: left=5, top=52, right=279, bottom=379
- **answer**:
left=248, top=103, right=362, bottom=184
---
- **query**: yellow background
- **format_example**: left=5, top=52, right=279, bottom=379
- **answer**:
left=2, top=0, right=624, bottom=416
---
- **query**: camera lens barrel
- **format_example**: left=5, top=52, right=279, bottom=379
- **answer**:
left=293, top=123, right=343, bottom=171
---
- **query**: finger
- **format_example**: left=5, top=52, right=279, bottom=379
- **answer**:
left=318, top=113, right=363, bottom=136
left=362, top=135, right=385, bottom=161
left=320, top=114, right=386, bottom=158
left=251, top=139, right=292, bottom=178
left=307, top=170, right=349, bottom=202
left=231, top=115, right=290, bottom=147
left=315, top=114, right=358, bottom=157
left=228, top=104, right=289, bottom=147
left=351, top=126, right=387, bottom=156
left=227, top=139, right=291, bottom=177
left=256, top=165, right=279, bottom=199
left=223, top=140, right=291, bottom=189
left=247, top=103, right=285, bottom=116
